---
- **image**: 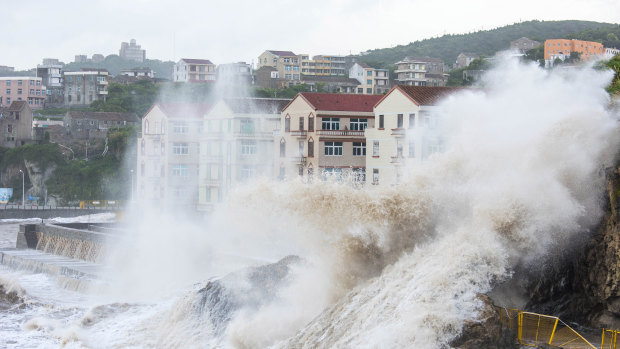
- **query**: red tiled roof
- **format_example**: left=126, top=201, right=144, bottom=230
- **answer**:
left=181, top=58, right=214, bottom=65
left=267, top=50, right=297, bottom=57
left=298, top=93, right=383, bottom=112
left=157, top=103, right=212, bottom=118
left=392, top=85, right=465, bottom=106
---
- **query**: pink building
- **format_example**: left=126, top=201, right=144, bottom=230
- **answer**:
left=0, top=77, right=46, bottom=110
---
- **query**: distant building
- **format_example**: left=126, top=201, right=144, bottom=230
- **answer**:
left=216, top=62, right=253, bottom=85
left=606, top=47, right=620, bottom=57
left=544, top=39, right=605, bottom=66
left=454, top=53, right=479, bottom=69
left=120, top=67, right=155, bottom=78
left=366, top=86, right=464, bottom=186
left=119, top=39, right=146, bottom=62
left=0, top=77, right=46, bottom=109
left=395, top=57, right=447, bottom=87
left=300, top=75, right=361, bottom=93
left=300, top=54, right=347, bottom=76
left=254, top=66, right=280, bottom=89
left=91, top=54, right=105, bottom=63
left=276, top=93, right=383, bottom=181
left=0, top=101, right=33, bottom=147
left=257, top=50, right=301, bottom=86
left=74, top=55, right=88, bottom=63
left=510, top=37, right=541, bottom=53
left=173, top=59, right=216, bottom=83
left=63, top=69, right=109, bottom=106
left=37, top=59, right=64, bottom=105
left=65, top=111, right=139, bottom=140
left=349, top=63, right=390, bottom=94
left=0, top=66, right=15, bottom=73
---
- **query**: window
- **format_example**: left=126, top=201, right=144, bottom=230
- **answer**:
left=17, top=80, right=22, bottom=86
left=321, top=117, right=340, bottom=130
left=293, top=74, right=299, bottom=80
left=397, top=143, right=403, bottom=157
left=323, top=168, right=343, bottom=180
left=353, top=168, right=366, bottom=182
left=5, top=81, right=10, bottom=86
left=373, top=169, right=379, bottom=184
left=173, top=143, right=189, bottom=155
left=324, top=141, right=343, bottom=156
left=409, top=114, right=415, bottom=129
left=350, top=118, right=368, bottom=130
left=17, top=89, right=22, bottom=95
left=285, top=65, right=291, bottom=71
left=367, top=70, right=372, bottom=76
left=367, top=88, right=372, bottom=94
left=6, top=89, right=10, bottom=94
left=373, top=141, right=379, bottom=156
left=309, top=116, right=314, bottom=132
left=280, top=139, right=286, bottom=157
left=299, top=117, right=304, bottom=130
left=172, top=165, right=188, bottom=177
left=285, top=115, right=290, bottom=132
left=5, top=98, right=9, bottom=104
left=357, top=88, right=363, bottom=93
left=285, top=74, right=291, bottom=79
left=397, top=114, right=404, bottom=128
left=379, top=115, right=384, bottom=129
left=240, top=119, right=254, bottom=133
left=161, top=142, right=165, bottom=155
left=241, top=140, right=257, bottom=155
left=367, top=79, right=372, bottom=85
left=298, top=141, right=304, bottom=156
left=293, top=66, right=299, bottom=71
left=141, top=139, right=145, bottom=155
left=298, top=166, right=303, bottom=177
left=308, top=139, right=314, bottom=157
left=7, top=124, right=12, bottom=133
left=353, top=142, right=366, bottom=156
left=173, top=122, right=188, bottom=133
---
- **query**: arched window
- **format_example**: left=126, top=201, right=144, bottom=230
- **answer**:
left=141, top=139, right=145, bottom=155
left=308, top=137, right=314, bottom=158
left=285, top=115, right=290, bottom=132
left=308, top=113, right=314, bottom=132
left=161, top=122, right=165, bottom=134
left=280, top=138, right=286, bottom=157
left=145, top=120, right=150, bottom=134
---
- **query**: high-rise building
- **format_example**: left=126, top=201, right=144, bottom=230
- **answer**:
left=119, top=39, right=146, bottom=62
left=0, top=77, right=46, bottom=109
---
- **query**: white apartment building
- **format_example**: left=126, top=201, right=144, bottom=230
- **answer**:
left=174, top=59, right=216, bottom=83
left=366, top=85, right=463, bottom=186
left=349, top=63, right=390, bottom=94
left=137, top=103, right=212, bottom=208
left=394, top=57, right=448, bottom=87
left=197, top=98, right=289, bottom=211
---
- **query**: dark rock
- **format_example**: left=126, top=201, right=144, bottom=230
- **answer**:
left=451, top=295, right=518, bottom=349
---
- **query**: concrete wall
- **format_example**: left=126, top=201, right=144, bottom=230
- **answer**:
left=0, top=208, right=116, bottom=219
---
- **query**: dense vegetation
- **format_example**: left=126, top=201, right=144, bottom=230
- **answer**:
left=359, top=20, right=616, bottom=67
left=606, top=56, right=620, bottom=95
left=567, top=24, right=620, bottom=49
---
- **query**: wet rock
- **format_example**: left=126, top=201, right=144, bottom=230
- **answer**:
left=450, top=295, right=518, bottom=349
left=0, top=284, right=24, bottom=311
left=193, top=255, right=302, bottom=336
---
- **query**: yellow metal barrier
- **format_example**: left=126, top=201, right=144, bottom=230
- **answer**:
left=496, top=307, right=599, bottom=348
left=602, top=329, right=619, bottom=349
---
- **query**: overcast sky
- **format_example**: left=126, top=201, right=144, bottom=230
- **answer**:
left=4, top=0, right=619, bottom=71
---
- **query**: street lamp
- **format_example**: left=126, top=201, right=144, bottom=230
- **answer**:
left=18, top=170, right=24, bottom=209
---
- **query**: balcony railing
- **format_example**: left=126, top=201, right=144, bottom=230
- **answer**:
left=234, top=131, right=273, bottom=138
left=391, top=156, right=405, bottom=164
left=391, top=128, right=406, bottom=137
left=316, top=130, right=365, bottom=137
left=287, top=156, right=307, bottom=164
left=291, top=130, right=308, bottom=137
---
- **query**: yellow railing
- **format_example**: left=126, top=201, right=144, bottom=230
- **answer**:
left=602, top=329, right=619, bottom=349
left=497, top=307, right=598, bottom=348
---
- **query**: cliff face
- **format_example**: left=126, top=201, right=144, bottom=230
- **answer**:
left=24, top=160, right=56, bottom=204
left=526, top=167, right=620, bottom=329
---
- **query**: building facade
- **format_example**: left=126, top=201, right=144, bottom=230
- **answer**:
left=174, top=59, right=216, bottom=83
left=300, top=55, right=347, bottom=76
left=394, top=57, right=447, bottom=87
left=454, top=53, right=479, bottom=69
left=197, top=98, right=289, bottom=210
left=349, top=63, right=390, bottom=94
left=119, top=39, right=146, bottom=62
left=276, top=93, right=382, bottom=182
left=37, top=60, right=64, bottom=105
left=257, top=50, right=301, bottom=85
left=63, top=69, right=109, bottom=106
left=0, top=77, right=46, bottom=109
left=65, top=111, right=139, bottom=140
left=120, top=67, right=155, bottom=78
left=544, top=39, right=605, bottom=64
left=137, top=103, right=212, bottom=208
left=216, top=62, right=253, bottom=86
left=510, top=37, right=541, bottom=53
left=0, top=101, right=33, bottom=147
left=366, top=85, right=462, bottom=186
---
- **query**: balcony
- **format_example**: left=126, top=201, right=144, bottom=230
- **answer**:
left=394, top=68, right=425, bottom=74
left=97, top=80, right=109, bottom=85
left=391, top=128, right=406, bottom=137
left=390, top=156, right=405, bottom=164
left=98, top=90, right=108, bottom=95
left=234, top=131, right=273, bottom=139
left=316, top=130, right=365, bottom=137
left=291, top=130, right=308, bottom=138
left=287, top=156, right=307, bottom=164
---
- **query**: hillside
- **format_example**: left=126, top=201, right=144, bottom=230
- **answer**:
left=62, top=55, right=175, bottom=80
left=359, top=20, right=617, bottom=67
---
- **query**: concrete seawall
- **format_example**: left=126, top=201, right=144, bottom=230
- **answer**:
left=0, top=208, right=117, bottom=220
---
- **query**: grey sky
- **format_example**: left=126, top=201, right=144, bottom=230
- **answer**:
left=4, top=0, right=619, bottom=71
